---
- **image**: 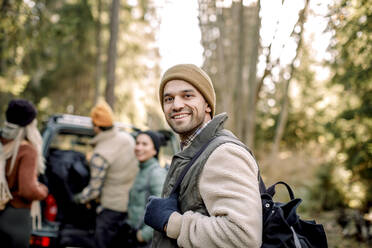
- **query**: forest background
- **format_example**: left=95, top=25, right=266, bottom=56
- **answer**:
left=0, top=0, right=371, bottom=247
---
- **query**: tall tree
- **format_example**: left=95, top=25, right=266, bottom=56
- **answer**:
left=272, top=0, right=309, bottom=155
left=243, top=0, right=261, bottom=148
left=198, top=0, right=261, bottom=146
left=105, top=0, right=120, bottom=109
left=94, top=0, right=103, bottom=105
left=234, top=0, right=246, bottom=139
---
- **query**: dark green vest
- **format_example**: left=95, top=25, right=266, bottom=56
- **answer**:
left=152, top=113, right=254, bottom=248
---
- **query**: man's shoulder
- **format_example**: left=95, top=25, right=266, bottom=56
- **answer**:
left=211, top=142, right=250, bottom=155
left=208, top=137, right=256, bottom=164
left=99, top=129, right=135, bottom=147
left=212, top=131, right=247, bottom=149
left=116, top=130, right=135, bottom=142
left=206, top=142, right=259, bottom=175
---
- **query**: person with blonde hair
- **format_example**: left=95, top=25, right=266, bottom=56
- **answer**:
left=0, top=99, right=48, bottom=248
left=73, top=100, right=138, bottom=248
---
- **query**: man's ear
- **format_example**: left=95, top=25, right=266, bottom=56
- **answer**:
left=206, top=105, right=211, bottom=113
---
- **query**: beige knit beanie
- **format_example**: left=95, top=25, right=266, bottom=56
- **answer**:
left=159, top=64, right=216, bottom=116
left=90, top=100, right=114, bottom=127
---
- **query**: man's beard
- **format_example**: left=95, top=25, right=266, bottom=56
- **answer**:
left=166, top=109, right=205, bottom=138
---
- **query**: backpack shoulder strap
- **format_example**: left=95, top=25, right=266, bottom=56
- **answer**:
left=258, top=172, right=266, bottom=194
left=170, top=136, right=217, bottom=195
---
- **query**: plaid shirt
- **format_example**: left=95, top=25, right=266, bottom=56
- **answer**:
left=75, top=153, right=109, bottom=204
left=180, top=120, right=211, bottom=150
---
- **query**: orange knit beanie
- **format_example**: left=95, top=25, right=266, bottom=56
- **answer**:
left=90, top=101, right=114, bottom=127
left=159, top=64, right=216, bottom=116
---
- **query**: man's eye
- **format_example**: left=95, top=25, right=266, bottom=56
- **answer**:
left=185, top=94, right=193, bottom=98
left=164, top=97, right=173, bottom=103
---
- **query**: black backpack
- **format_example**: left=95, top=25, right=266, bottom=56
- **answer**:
left=172, top=138, right=328, bottom=248
left=259, top=179, right=328, bottom=247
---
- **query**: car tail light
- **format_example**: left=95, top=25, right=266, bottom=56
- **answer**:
left=44, top=194, right=57, bottom=222
left=30, top=236, right=51, bottom=247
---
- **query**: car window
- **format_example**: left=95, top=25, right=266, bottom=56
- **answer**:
left=49, top=133, right=93, bottom=156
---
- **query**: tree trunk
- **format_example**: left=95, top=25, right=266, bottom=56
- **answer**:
left=272, top=0, right=309, bottom=155
left=271, top=70, right=288, bottom=155
left=198, top=0, right=260, bottom=136
left=216, top=4, right=229, bottom=113
left=243, top=0, right=261, bottom=148
left=94, top=0, right=103, bottom=105
left=105, top=0, right=120, bottom=109
left=233, top=0, right=245, bottom=138
left=255, top=0, right=284, bottom=104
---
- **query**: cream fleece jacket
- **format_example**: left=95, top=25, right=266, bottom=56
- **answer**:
left=166, top=143, right=262, bottom=248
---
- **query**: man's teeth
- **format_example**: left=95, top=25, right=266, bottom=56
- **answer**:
left=174, top=114, right=188, bottom=119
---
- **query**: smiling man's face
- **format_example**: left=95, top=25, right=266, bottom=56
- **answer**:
left=163, top=79, right=211, bottom=141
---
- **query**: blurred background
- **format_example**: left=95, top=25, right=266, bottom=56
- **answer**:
left=0, top=0, right=371, bottom=246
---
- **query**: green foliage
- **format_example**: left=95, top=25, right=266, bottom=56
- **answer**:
left=0, top=0, right=162, bottom=127
left=255, top=0, right=371, bottom=217
left=0, top=0, right=97, bottom=118
left=329, top=0, right=372, bottom=91
left=255, top=43, right=325, bottom=150
left=23, top=0, right=96, bottom=114
left=325, top=0, right=372, bottom=212
left=310, top=163, right=347, bottom=211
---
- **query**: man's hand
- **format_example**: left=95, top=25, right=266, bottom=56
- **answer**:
left=144, top=192, right=179, bottom=233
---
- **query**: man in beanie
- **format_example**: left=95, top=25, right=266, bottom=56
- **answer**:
left=73, top=100, right=138, bottom=248
left=0, top=99, right=48, bottom=248
left=144, top=64, right=262, bottom=247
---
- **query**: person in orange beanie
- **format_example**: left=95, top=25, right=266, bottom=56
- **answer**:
left=73, top=100, right=138, bottom=248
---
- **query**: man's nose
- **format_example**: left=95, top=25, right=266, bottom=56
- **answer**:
left=172, top=96, right=185, bottom=110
